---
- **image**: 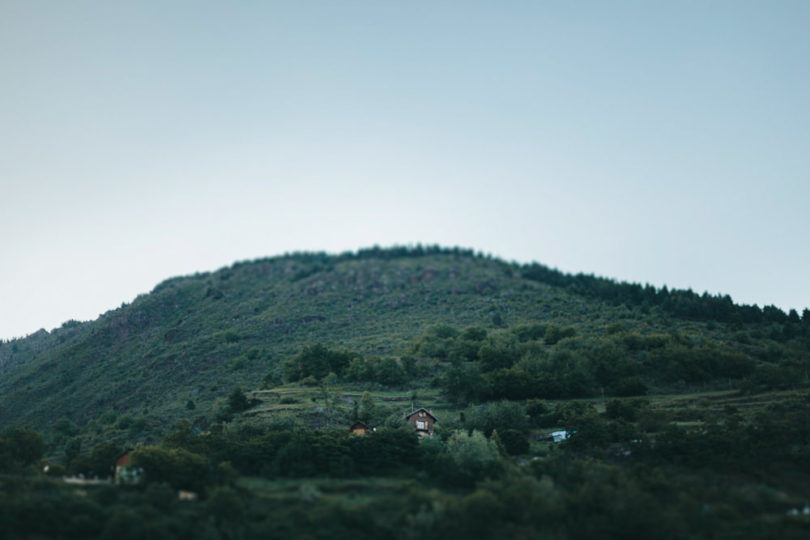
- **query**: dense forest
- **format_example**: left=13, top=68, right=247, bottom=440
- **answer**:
left=2, top=246, right=810, bottom=538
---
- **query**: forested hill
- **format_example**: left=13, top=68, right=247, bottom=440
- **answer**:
left=1, top=246, right=808, bottom=435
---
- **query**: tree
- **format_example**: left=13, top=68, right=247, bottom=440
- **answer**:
left=615, top=377, right=648, bottom=397
left=479, top=339, right=519, bottom=371
left=214, top=461, right=239, bottom=485
left=0, top=427, right=44, bottom=468
left=374, top=357, right=406, bottom=386
left=441, top=363, right=483, bottom=404
left=316, top=373, right=342, bottom=426
left=462, top=400, right=529, bottom=436
left=286, top=344, right=357, bottom=381
left=499, top=429, right=529, bottom=455
left=544, top=324, right=576, bottom=345
left=206, top=486, right=244, bottom=528
left=132, top=447, right=208, bottom=491
left=358, top=391, right=376, bottom=423
left=51, top=417, right=79, bottom=443
left=64, top=437, right=82, bottom=467
left=227, top=387, right=250, bottom=414
left=489, top=429, right=508, bottom=456
left=89, top=442, right=123, bottom=478
left=163, top=420, right=205, bottom=454
left=346, top=356, right=373, bottom=381
left=446, top=429, right=501, bottom=481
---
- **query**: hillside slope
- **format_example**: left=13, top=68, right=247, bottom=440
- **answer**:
left=1, top=246, right=807, bottom=435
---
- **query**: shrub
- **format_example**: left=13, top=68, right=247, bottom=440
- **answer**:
left=615, top=377, right=647, bottom=397
left=227, top=387, right=251, bottom=413
left=500, top=429, right=529, bottom=455
left=544, top=324, right=576, bottom=345
left=446, top=430, right=501, bottom=483
left=132, top=447, right=208, bottom=491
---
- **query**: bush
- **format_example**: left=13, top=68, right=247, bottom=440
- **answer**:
left=284, top=344, right=358, bottom=381
left=226, top=387, right=257, bottom=415
left=462, top=401, right=529, bottom=436
left=0, top=427, right=44, bottom=469
left=544, top=324, right=576, bottom=345
left=605, top=399, right=648, bottom=421
left=615, top=377, right=647, bottom=397
left=500, top=429, right=529, bottom=455
left=43, top=462, right=66, bottom=477
left=512, top=324, right=548, bottom=342
left=132, top=447, right=208, bottom=491
left=446, top=430, right=501, bottom=485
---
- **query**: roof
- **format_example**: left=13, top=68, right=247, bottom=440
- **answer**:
left=115, top=448, right=134, bottom=466
left=404, top=407, right=438, bottom=421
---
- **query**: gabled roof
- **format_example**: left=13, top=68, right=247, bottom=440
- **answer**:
left=115, top=448, right=134, bottom=467
left=349, top=420, right=370, bottom=430
left=405, top=407, right=438, bottom=421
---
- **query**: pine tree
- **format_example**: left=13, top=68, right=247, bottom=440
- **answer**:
left=359, top=391, right=376, bottom=423
left=489, top=429, right=508, bottom=456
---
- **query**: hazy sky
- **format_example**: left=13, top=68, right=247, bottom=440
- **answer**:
left=2, top=1, right=809, bottom=340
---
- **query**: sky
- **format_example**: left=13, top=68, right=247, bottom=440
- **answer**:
left=1, top=1, right=809, bottom=340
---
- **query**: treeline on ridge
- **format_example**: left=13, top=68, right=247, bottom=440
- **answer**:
left=228, top=244, right=808, bottom=326
left=522, top=262, right=809, bottom=327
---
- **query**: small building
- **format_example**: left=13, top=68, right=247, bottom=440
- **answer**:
left=178, top=490, right=199, bottom=501
left=550, top=430, right=571, bottom=443
left=114, top=450, right=144, bottom=485
left=349, top=420, right=371, bottom=436
left=405, top=407, right=437, bottom=437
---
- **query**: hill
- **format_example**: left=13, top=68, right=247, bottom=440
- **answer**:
left=0, top=245, right=808, bottom=440
left=3, top=246, right=810, bottom=539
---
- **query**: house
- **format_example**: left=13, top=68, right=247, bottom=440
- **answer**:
left=114, top=450, right=144, bottom=485
left=405, top=407, right=437, bottom=437
left=349, top=420, right=371, bottom=436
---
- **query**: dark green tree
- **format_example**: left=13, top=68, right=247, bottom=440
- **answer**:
left=64, top=437, right=82, bottom=467
left=227, top=387, right=250, bottom=414
left=132, top=446, right=208, bottom=491
left=0, top=427, right=44, bottom=468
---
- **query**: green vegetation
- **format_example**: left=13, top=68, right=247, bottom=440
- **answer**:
left=1, top=246, right=810, bottom=538
left=4, top=388, right=810, bottom=538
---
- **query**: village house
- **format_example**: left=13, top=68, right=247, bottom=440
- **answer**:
left=405, top=407, right=437, bottom=437
left=349, top=420, right=371, bottom=436
left=114, top=450, right=144, bottom=485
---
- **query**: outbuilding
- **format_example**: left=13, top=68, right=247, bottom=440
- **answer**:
left=349, top=420, right=371, bottom=436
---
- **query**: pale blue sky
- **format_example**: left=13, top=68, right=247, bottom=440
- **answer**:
left=1, top=1, right=809, bottom=339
